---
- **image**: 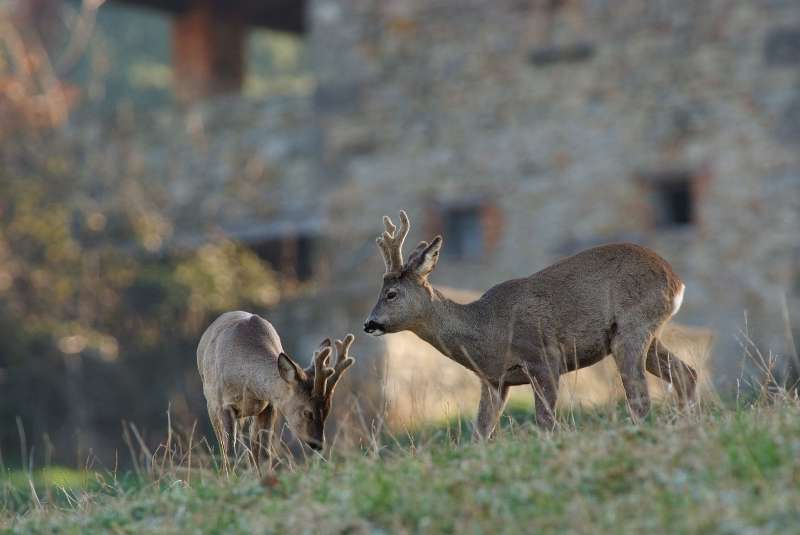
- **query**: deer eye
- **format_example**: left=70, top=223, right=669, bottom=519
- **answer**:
left=386, top=290, right=398, bottom=300
left=303, top=409, right=314, bottom=421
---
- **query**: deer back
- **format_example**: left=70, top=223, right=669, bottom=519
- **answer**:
left=524, top=243, right=683, bottom=324
left=471, top=243, right=684, bottom=367
left=197, top=311, right=285, bottom=397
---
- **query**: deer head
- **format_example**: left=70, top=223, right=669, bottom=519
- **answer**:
left=276, top=334, right=356, bottom=450
left=364, top=210, right=443, bottom=336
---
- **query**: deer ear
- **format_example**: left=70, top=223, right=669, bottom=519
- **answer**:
left=409, top=235, right=442, bottom=278
left=277, top=353, right=303, bottom=385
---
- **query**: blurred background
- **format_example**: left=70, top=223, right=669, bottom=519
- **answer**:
left=0, top=0, right=798, bottom=469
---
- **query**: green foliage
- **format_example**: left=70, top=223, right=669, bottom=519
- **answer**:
left=0, top=155, right=279, bottom=468
left=0, top=0, right=310, bottom=473
left=175, top=241, right=278, bottom=326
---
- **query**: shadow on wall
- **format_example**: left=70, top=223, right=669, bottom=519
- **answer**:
left=379, top=288, right=714, bottom=430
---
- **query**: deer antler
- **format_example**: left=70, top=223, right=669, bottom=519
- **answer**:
left=326, top=334, right=355, bottom=399
left=376, top=211, right=410, bottom=274
left=309, top=344, right=333, bottom=398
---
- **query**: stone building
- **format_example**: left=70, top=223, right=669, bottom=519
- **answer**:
left=306, top=0, right=799, bottom=393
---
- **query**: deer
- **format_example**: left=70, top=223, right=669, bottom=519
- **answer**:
left=197, top=311, right=355, bottom=471
left=364, top=211, right=697, bottom=438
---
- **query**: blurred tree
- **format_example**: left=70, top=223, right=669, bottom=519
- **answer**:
left=0, top=0, right=302, bottom=467
left=0, top=142, right=279, bottom=466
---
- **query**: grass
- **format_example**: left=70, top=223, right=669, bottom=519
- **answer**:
left=3, top=398, right=800, bottom=534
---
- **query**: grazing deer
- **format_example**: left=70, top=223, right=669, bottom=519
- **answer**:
left=364, top=211, right=696, bottom=437
left=197, top=311, right=355, bottom=470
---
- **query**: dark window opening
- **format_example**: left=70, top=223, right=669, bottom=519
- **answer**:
left=650, top=175, right=695, bottom=228
left=529, top=42, right=595, bottom=66
left=764, top=27, right=800, bottom=66
left=792, top=249, right=800, bottom=295
left=442, top=205, right=484, bottom=260
left=251, top=234, right=315, bottom=281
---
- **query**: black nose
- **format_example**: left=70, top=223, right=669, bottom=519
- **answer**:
left=364, top=320, right=381, bottom=333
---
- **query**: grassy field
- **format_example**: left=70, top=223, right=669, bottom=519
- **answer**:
left=2, top=399, right=800, bottom=534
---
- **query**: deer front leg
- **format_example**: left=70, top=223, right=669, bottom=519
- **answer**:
left=528, top=364, right=559, bottom=430
left=251, top=404, right=276, bottom=474
left=209, top=404, right=237, bottom=473
left=220, top=405, right=238, bottom=462
left=473, top=382, right=510, bottom=440
left=208, top=405, right=225, bottom=456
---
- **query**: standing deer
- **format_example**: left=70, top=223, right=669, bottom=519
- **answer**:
left=197, top=311, right=355, bottom=470
left=364, top=211, right=696, bottom=438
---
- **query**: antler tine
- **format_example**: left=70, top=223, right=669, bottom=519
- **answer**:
left=306, top=338, right=332, bottom=373
left=378, top=211, right=410, bottom=273
left=382, top=215, right=397, bottom=236
left=376, top=236, right=393, bottom=272
left=326, top=334, right=355, bottom=398
left=311, top=346, right=333, bottom=398
left=396, top=210, right=410, bottom=251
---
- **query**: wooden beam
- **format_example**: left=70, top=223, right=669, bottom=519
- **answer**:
left=172, top=1, right=246, bottom=101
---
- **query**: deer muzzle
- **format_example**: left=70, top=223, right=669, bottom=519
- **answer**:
left=363, top=320, right=385, bottom=336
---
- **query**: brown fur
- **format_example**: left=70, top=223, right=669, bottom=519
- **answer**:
left=197, top=311, right=355, bottom=471
left=365, top=211, right=696, bottom=437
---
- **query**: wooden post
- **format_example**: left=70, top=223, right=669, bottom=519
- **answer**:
left=172, top=1, right=246, bottom=102
left=16, top=0, right=63, bottom=51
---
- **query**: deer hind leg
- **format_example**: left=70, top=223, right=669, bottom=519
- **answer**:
left=611, top=329, right=652, bottom=423
left=250, top=404, right=276, bottom=474
left=645, top=338, right=697, bottom=407
left=474, top=382, right=510, bottom=440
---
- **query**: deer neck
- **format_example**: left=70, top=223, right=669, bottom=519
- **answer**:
left=246, top=359, right=294, bottom=407
left=412, top=288, right=488, bottom=371
left=267, top=374, right=294, bottom=406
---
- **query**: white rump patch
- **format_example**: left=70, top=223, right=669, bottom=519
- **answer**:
left=671, top=283, right=685, bottom=316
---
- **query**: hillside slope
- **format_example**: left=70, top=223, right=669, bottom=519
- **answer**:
left=4, top=403, right=800, bottom=534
